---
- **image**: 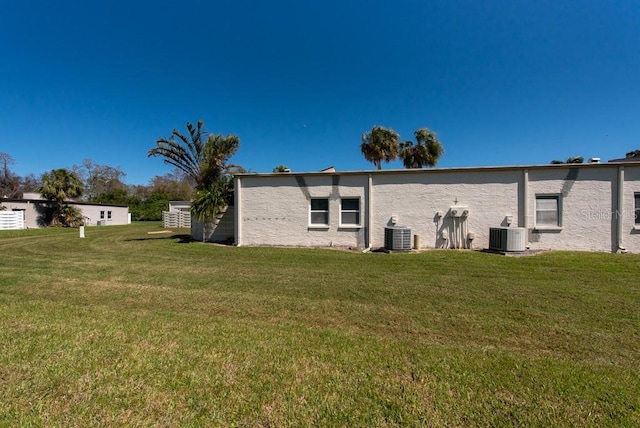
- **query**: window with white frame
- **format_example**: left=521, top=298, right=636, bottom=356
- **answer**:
left=107, top=211, right=112, bottom=219
left=535, top=195, right=561, bottom=227
left=340, top=198, right=360, bottom=226
left=100, top=210, right=105, bottom=219
left=309, top=198, right=329, bottom=226
left=634, top=193, right=640, bottom=225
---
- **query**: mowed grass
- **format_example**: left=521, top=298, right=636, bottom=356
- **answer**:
left=0, top=223, right=638, bottom=427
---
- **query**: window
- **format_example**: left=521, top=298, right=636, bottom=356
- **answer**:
left=309, top=198, right=329, bottom=226
left=100, top=211, right=105, bottom=219
left=635, top=193, right=640, bottom=225
left=340, top=198, right=361, bottom=227
left=107, top=211, right=112, bottom=219
left=535, top=195, right=561, bottom=228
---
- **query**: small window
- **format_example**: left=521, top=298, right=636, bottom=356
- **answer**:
left=310, top=198, right=329, bottom=226
left=535, top=195, right=561, bottom=228
left=107, top=211, right=112, bottom=219
left=100, top=211, right=105, bottom=219
left=635, top=193, right=640, bottom=225
left=340, top=198, right=361, bottom=226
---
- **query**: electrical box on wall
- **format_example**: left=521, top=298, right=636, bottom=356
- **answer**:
left=449, top=206, right=469, bottom=217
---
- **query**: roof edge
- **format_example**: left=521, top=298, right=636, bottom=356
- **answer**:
left=236, top=161, right=640, bottom=178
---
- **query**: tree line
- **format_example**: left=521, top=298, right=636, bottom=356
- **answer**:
left=0, top=152, right=196, bottom=225
left=1, top=120, right=241, bottom=229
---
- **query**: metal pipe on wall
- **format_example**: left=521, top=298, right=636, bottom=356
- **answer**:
left=617, top=166, right=626, bottom=253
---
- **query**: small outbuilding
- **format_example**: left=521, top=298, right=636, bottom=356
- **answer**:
left=0, top=193, right=130, bottom=228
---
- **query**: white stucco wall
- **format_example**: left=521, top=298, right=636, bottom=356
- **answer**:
left=527, top=166, right=617, bottom=252
left=622, top=166, right=640, bottom=253
left=81, top=205, right=130, bottom=226
left=238, top=174, right=368, bottom=247
left=371, top=170, right=520, bottom=250
left=191, top=206, right=235, bottom=243
left=0, top=200, right=129, bottom=228
left=235, top=163, right=640, bottom=253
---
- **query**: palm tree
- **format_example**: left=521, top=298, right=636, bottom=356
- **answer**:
left=148, top=120, right=240, bottom=189
left=399, top=128, right=444, bottom=168
left=191, top=176, right=233, bottom=241
left=39, top=168, right=85, bottom=226
left=149, top=120, right=241, bottom=236
left=550, top=156, right=584, bottom=164
left=360, top=126, right=400, bottom=170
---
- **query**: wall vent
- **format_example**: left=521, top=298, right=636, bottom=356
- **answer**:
left=384, top=226, right=412, bottom=251
left=489, top=227, right=526, bottom=252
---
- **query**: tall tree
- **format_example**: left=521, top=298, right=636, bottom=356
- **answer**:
left=72, top=159, right=127, bottom=201
left=148, top=169, right=195, bottom=201
left=148, top=120, right=239, bottom=189
left=148, top=120, right=241, bottom=227
left=360, top=126, right=400, bottom=170
left=399, top=128, right=444, bottom=168
left=39, top=169, right=85, bottom=226
left=625, top=149, right=640, bottom=158
left=0, top=152, right=20, bottom=198
left=18, top=174, right=41, bottom=195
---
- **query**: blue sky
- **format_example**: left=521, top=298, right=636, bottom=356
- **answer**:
left=1, top=0, right=639, bottom=185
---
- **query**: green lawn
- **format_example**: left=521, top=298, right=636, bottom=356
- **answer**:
left=1, top=222, right=638, bottom=427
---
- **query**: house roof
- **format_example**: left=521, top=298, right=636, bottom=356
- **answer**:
left=0, top=197, right=128, bottom=208
left=235, top=160, right=640, bottom=178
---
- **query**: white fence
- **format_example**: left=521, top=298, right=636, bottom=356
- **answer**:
left=162, top=211, right=191, bottom=228
left=0, top=211, right=25, bottom=230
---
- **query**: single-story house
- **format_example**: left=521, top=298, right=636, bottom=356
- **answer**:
left=0, top=192, right=130, bottom=228
left=230, top=161, right=640, bottom=253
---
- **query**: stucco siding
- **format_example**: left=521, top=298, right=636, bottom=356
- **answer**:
left=239, top=174, right=367, bottom=247
left=0, top=201, right=42, bottom=228
left=81, top=205, right=130, bottom=226
left=372, top=170, right=520, bottom=249
left=527, top=167, right=616, bottom=252
left=191, top=206, right=235, bottom=243
left=235, top=163, right=640, bottom=253
left=0, top=200, right=129, bottom=228
left=622, top=166, right=640, bottom=253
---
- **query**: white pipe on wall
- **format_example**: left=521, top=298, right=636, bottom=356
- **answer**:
left=617, top=166, right=626, bottom=253
left=452, top=217, right=457, bottom=248
left=234, top=176, right=242, bottom=246
left=367, top=174, right=373, bottom=249
left=523, top=168, right=529, bottom=234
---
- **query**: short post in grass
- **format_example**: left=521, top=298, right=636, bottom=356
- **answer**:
left=79, top=226, right=85, bottom=238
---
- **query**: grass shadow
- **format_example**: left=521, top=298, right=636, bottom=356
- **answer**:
left=126, top=234, right=193, bottom=244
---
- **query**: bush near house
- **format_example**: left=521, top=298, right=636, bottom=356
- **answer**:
left=0, top=223, right=638, bottom=426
